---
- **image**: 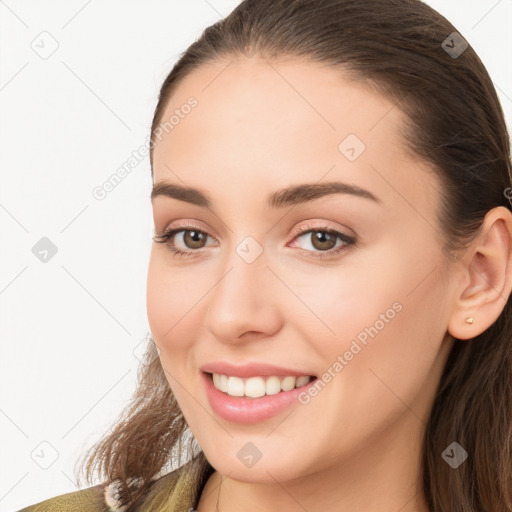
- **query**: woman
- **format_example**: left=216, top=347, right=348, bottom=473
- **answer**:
left=17, top=0, right=512, bottom=511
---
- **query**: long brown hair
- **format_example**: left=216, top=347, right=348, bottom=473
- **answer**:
left=76, top=1, right=512, bottom=510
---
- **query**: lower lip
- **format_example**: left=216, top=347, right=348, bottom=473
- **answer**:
left=202, top=371, right=318, bottom=424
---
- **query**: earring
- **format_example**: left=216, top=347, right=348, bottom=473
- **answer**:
left=464, top=317, right=474, bottom=325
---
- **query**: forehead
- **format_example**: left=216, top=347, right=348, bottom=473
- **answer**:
left=151, top=57, right=439, bottom=218
left=153, top=57, right=398, bottom=165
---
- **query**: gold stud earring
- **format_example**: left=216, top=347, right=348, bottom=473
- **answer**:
left=465, top=317, right=474, bottom=325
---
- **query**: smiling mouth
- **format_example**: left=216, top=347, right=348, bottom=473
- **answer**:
left=207, top=372, right=317, bottom=398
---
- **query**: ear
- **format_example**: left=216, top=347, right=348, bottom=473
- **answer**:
left=448, top=206, right=512, bottom=340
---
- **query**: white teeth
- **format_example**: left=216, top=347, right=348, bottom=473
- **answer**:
left=280, top=376, right=296, bottom=391
left=213, top=373, right=229, bottom=392
left=265, top=376, right=281, bottom=395
left=226, top=376, right=245, bottom=397
left=296, top=375, right=310, bottom=387
left=219, top=374, right=228, bottom=392
left=211, top=373, right=313, bottom=398
left=245, top=377, right=266, bottom=398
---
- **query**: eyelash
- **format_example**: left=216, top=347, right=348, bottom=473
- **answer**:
left=152, top=222, right=357, bottom=260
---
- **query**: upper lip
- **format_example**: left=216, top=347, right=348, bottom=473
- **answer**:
left=201, top=361, right=316, bottom=378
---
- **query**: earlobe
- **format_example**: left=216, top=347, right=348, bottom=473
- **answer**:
left=447, top=206, right=512, bottom=341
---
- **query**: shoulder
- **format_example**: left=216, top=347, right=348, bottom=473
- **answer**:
left=15, top=464, right=196, bottom=512
left=15, top=482, right=110, bottom=512
left=133, top=462, right=203, bottom=511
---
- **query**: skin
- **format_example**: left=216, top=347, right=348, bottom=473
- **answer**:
left=146, top=56, right=512, bottom=512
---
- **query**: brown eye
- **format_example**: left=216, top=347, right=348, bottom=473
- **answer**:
left=181, top=230, right=207, bottom=249
left=153, top=226, right=216, bottom=257
left=309, top=231, right=337, bottom=251
left=289, top=224, right=356, bottom=260
left=153, top=223, right=356, bottom=260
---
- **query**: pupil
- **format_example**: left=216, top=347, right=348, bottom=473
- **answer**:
left=313, top=231, right=335, bottom=250
left=186, top=230, right=204, bottom=248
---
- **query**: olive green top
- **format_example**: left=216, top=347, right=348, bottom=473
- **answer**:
left=15, top=462, right=202, bottom=512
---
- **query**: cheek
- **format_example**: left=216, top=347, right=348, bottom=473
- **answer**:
left=146, top=254, right=205, bottom=353
left=289, top=252, right=401, bottom=349
left=328, top=255, right=448, bottom=416
left=291, top=255, right=448, bottom=458
left=146, top=256, right=205, bottom=408
left=309, top=240, right=447, bottom=388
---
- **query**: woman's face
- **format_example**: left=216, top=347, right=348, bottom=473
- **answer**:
left=147, top=57, right=455, bottom=483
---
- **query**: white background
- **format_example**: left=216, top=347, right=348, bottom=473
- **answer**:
left=1, top=1, right=511, bottom=510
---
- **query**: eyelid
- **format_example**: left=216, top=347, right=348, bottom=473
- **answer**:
left=160, top=220, right=212, bottom=236
left=158, top=220, right=352, bottom=243
left=289, top=220, right=354, bottom=240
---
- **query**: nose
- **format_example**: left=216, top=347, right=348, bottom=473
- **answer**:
left=204, top=248, right=282, bottom=344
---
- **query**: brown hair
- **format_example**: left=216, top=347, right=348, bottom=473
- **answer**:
left=76, top=1, right=512, bottom=510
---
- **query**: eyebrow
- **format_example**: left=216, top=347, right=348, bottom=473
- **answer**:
left=150, top=180, right=381, bottom=208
